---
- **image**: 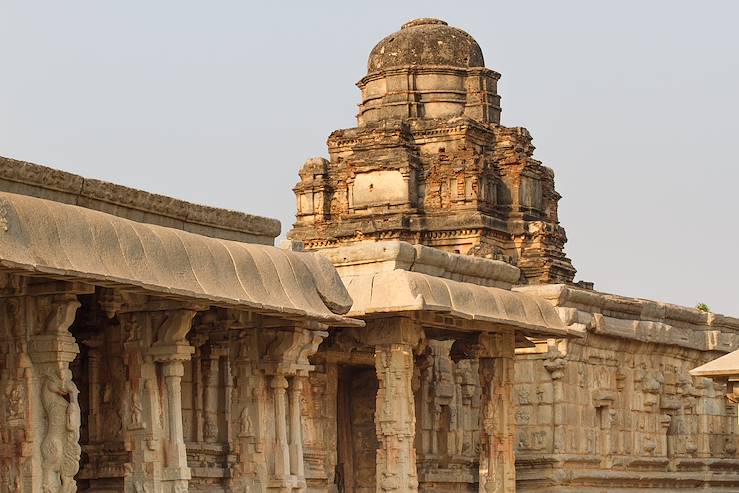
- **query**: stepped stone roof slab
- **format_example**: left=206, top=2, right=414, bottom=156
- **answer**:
left=0, top=191, right=359, bottom=326
left=317, top=241, right=568, bottom=337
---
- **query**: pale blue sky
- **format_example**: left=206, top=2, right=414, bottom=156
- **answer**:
left=1, top=1, right=737, bottom=314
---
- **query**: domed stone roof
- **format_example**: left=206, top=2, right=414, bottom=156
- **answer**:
left=367, top=18, right=485, bottom=72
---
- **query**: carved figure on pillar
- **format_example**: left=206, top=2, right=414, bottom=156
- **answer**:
left=40, top=368, right=82, bottom=493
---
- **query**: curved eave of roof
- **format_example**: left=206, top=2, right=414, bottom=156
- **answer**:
left=690, top=349, right=739, bottom=378
left=0, top=192, right=361, bottom=327
left=342, top=270, right=568, bottom=337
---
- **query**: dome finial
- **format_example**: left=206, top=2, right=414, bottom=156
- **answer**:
left=401, top=18, right=448, bottom=30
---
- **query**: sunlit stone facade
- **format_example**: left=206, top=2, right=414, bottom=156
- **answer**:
left=1, top=17, right=738, bottom=493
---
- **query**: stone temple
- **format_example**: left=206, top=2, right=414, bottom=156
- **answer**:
left=0, top=17, right=738, bottom=493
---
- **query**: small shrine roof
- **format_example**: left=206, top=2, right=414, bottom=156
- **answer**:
left=691, top=349, right=739, bottom=378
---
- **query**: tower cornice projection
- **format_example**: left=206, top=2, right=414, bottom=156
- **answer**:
left=288, top=18, right=576, bottom=285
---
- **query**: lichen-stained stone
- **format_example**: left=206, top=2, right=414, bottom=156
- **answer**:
left=367, top=18, right=485, bottom=72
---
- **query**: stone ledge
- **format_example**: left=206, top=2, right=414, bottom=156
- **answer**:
left=0, top=155, right=281, bottom=244
left=516, top=284, right=739, bottom=352
left=316, top=240, right=520, bottom=288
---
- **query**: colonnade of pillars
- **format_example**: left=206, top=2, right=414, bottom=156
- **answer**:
left=1, top=290, right=517, bottom=493
left=359, top=319, right=517, bottom=493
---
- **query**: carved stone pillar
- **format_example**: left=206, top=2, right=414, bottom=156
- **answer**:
left=191, top=333, right=208, bottom=444
left=121, top=311, right=163, bottom=493
left=122, top=307, right=198, bottom=493
left=258, top=324, right=327, bottom=493
left=82, top=335, right=104, bottom=444
left=477, top=332, right=515, bottom=493
left=356, top=317, right=424, bottom=493
left=203, top=346, right=221, bottom=443
left=150, top=311, right=197, bottom=493
left=289, top=376, right=306, bottom=485
left=544, top=349, right=566, bottom=455
left=374, top=343, right=419, bottom=493
left=273, top=374, right=291, bottom=482
left=229, top=330, right=267, bottom=493
left=1, top=295, right=34, bottom=493
left=27, top=295, right=83, bottom=493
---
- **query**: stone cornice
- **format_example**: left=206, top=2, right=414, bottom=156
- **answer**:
left=0, top=155, right=281, bottom=243
left=357, top=65, right=501, bottom=87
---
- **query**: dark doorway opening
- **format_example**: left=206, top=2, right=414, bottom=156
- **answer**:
left=336, top=365, right=378, bottom=493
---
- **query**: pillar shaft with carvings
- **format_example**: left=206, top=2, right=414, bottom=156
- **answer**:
left=289, top=376, right=306, bottom=479
left=0, top=294, right=33, bottom=493
left=229, top=330, right=267, bottom=493
left=356, top=317, right=423, bottom=493
left=122, top=307, right=198, bottom=493
left=374, top=342, right=419, bottom=493
left=203, top=348, right=221, bottom=443
left=256, top=325, right=327, bottom=493
left=272, top=375, right=291, bottom=481
left=544, top=349, right=567, bottom=455
left=477, top=332, right=515, bottom=493
left=28, top=295, right=83, bottom=493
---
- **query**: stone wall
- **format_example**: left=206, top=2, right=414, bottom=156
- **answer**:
left=514, top=285, right=739, bottom=492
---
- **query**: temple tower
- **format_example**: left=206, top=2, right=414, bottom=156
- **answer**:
left=289, top=18, right=576, bottom=284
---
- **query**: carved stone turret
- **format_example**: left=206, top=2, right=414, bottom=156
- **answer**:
left=289, top=18, right=576, bottom=285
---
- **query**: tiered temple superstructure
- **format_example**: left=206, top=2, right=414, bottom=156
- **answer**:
left=288, top=18, right=739, bottom=493
left=289, top=18, right=576, bottom=284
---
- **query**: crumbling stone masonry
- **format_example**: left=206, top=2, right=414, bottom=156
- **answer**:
left=1, top=16, right=739, bottom=493
left=288, top=17, right=739, bottom=493
left=289, top=18, right=576, bottom=285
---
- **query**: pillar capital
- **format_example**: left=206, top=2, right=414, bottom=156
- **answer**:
left=259, top=326, right=328, bottom=376
left=271, top=374, right=289, bottom=390
left=150, top=344, right=195, bottom=365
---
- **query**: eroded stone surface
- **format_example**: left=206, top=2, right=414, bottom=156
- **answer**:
left=0, top=155, right=281, bottom=244
left=289, top=20, right=575, bottom=285
left=1, top=15, right=738, bottom=493
left=513, top=285, right=739, bottom=492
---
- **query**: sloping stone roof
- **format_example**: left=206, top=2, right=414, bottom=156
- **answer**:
left=341, top=270, right=568, bottom=337
left=316, top=241, right=568, bottom=337
left=0, top=191, right=360, bottom=326
left=691, top=349, right=739, bottom=378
